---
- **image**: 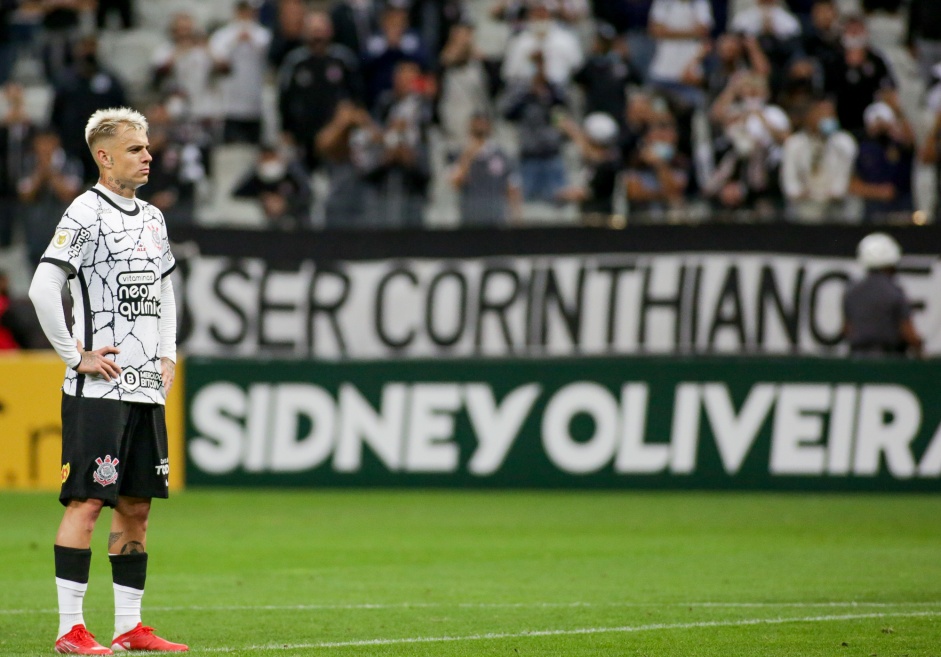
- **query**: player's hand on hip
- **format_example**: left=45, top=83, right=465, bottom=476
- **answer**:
left=75, top=339, right=122, bottom=381
left=161, top=356, right=175, bottom=393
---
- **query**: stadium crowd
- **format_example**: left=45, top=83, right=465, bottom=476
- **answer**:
left=0, top=0, right=940, bottom=242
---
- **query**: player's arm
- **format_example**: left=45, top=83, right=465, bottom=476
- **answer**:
left=28, top=262, right=122, bottom=380
left=159, top=275, right=177, bottom=393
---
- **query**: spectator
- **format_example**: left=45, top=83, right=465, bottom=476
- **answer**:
left=574, top=22, right=642, bottom=123
left=625, top=116, right=689, bottom=217
left=918, top=80, right=941, bottom=222
left=843, top=232, right=922, bottom=357
left=50, top=35, right=127, bottom=183
left=730, top=0, right=802, bottom=90
left=137, top=100, right=207, bottom=227
left=590, top=0, right=655, bottom=79
left=684, top=32, right=770, bottom=103
left=17, top=129, right=81, bottom=266
left=707, top=72, right=791, bottom=217
left=499, top=52, right=569, bottom=204
left=233, top=145, right=313, bottom=230
left=0, top=269, right=25, bottom=349
left=775, top=57, right=823, bottom=123
left=437, top=20, right=493, bottom=153
left=151, top=12, right=218, bottom=125
left=330, top=0, right=378, bottom=58
left=358, top=60, right=432, bottom=228
left=620, top=91, right=661, bottom=163
left=501, top=0, right=584, bottom=87
left=362, top=2, right=429, bottom=109
left=905, top=0, right=941, bottom=86
left=38, top=0, right=92, bottom=81
left=448, top=112, right=522, bottom=227
left=557, top=112, right=624, bottom=222
left=409, top=0, right=469, bottom=69
left=823, top=15, right=895, bottom=136
left=0, top=1, right=16, bottom=86
left=647, top=0, right=713, bottom=107
left=849, top=96, right=914, bottom=224
left=801, top=0, right=841, bottom=72
left=781, top=98, right=857, bottom=222
left=96, top=0, right=133, bottom=29
left=0, top=83, right=35, bottom=249
left=209, top=1, right=272, bottom=144
left=278, top=10, right=362, bottom=170
left=315, top=100, right=376, bottom=228
left=268, top=0, right=307, bottom=68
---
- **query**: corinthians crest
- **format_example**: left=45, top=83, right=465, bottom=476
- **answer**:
left=93, top=455, right=120, bottom=487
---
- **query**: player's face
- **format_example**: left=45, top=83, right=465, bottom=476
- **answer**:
left=104, top=127, right=152, bottom=194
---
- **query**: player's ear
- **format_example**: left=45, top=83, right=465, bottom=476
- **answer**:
left=96, top=146, right=113, bottom=170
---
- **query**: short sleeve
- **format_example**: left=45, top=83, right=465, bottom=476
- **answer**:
left=39, top=209, right=94, bottom=277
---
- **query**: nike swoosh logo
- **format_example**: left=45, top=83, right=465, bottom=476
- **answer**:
left=113, top=235, right=127, bottom=243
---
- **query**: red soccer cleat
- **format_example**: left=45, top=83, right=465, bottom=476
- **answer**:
left=55, top=624, right=114, bottom=655
left=110, top=624, right=188, bottom=652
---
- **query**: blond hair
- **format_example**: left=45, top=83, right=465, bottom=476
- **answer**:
left=84, top=107, right=148, bottom=154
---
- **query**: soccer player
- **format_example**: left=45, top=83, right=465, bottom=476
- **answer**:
left=28, top=107, right=187, bottom=654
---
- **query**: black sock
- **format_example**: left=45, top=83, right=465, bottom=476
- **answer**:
left=109, top=552, right=148, bottom=590
left=54, top=545, right=91, bottom=584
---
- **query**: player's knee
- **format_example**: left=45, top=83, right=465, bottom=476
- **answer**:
left=67, top=498, right=106, bottom=531
left=117, top=497, right=152, bottom=528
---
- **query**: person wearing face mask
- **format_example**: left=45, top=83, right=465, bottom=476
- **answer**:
left=780, top=98, right=857, bottom=222
left=849, top=94, right=914, bottom=224
left=277, top=10, right=364, bottom=171
left=823, top=14, right=895, bottom=136
left=233, top=145, right=313, bottom=230
left=50, top=35, right=129, bottom=184
left=625, top=116, right=689, bottom=219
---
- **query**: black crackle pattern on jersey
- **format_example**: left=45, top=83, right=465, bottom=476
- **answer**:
left=41, top=189, right=175, bottom=404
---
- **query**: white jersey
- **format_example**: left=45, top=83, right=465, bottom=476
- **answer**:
left=40, top=186, right=176, bottom=404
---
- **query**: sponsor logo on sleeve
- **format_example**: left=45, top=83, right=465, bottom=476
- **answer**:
left=60, top=463, right=70, bottom=484
left=68, top=228, right=91, bottom=259
left=51, top=229, right=73, bottom=250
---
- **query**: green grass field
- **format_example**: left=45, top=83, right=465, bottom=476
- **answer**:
left=1, top=490, right=939, bottom=656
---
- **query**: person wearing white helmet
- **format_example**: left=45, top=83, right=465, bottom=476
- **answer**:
left=842, top=232, right=923, bottom=357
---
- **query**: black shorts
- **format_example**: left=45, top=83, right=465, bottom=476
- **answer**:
left=59, top=394, right=170, bottom=507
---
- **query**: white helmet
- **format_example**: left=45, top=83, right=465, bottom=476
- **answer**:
left=583, top=112, right=619, bottom=145
left=857, top=232, right=901, bottom=269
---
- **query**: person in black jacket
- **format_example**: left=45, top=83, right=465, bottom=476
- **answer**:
left=907, top=0, right=941, bottom=85
left=277, top=10, right=363, bottom=170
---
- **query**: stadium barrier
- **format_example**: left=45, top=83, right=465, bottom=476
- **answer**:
left=184, top=355, right=941, bottom=491
left=169, top=224, right=941, bottom=359
left=0, top=352, right=186, bottom=492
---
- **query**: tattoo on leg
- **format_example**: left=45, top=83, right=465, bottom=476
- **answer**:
left=108, top=532, right=124, bottom=550
left=120, top=541, right=145, bottom=555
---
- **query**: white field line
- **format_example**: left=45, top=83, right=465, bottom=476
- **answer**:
left=3, top=600, right=941, bottom=615
left=201, top=610, right=941, bottom=652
